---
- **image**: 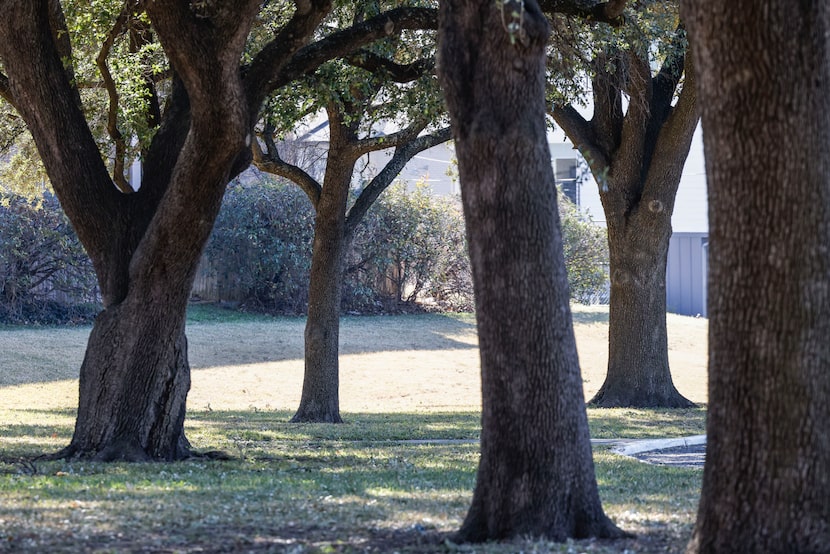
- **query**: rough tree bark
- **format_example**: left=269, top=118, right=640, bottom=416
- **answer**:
left=551, top=39, right=698, bottom=408
left=294, top=115, right=353, bottom=423
left=684, top=1, right=830, bottom=551
left=438, top=0, right=625, bottom=542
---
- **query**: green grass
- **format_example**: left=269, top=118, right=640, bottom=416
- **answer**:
left=0, top=305, right=708, bottom=552
left=0, top=409, right=702, bottom=553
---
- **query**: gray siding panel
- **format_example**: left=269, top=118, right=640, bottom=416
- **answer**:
left=666, top=232, right=708, bottom=316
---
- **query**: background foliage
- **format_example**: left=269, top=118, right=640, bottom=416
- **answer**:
left=202, top=177, right=608, bottom=314
left=0, top=192, right=99, bottom=324
left=202, top=178, right=473, bottom=314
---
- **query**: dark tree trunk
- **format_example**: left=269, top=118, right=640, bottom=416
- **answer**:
left=591, top=198, right=693, bottom=408
left=684, top=1, right=830, bottom=551
left=291, top=142, right=352, bottom=424
left=68, top=298, right=191, bottom=461
left=438, top=0, right=624, bottom=542
left=551, top=42, right=698, bottom=408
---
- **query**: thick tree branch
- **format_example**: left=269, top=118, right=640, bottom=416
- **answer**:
left=96, top=2, right=133, bottom=194
left=47, top=0, right=81, bottom=109
left=345, top=125, right=452, bottom=239
left=651, top=25, right=688, bottom=110
left=352, top=117, right=428, bottom=157
left=245, top=0, right=334, bottom=112
left=550, top=104, right=609, bottom=173
left=641, top=52, right=698, bottom=205
left=252, top=124, right=323, bottom=208
left=345, top=51, right=435, bottom=83
left=590, top=53, right=624, bottom=156
left=262, top=7, right=438, bottom=95
left=538, top=0, right=628, bottom=26
left=145, top=0, right=260, bottom=110
left=130, top=1, right=262, bottom=292
left=0, top=0, right=122, bottom=272
left=613, top=48, right=652, bottom=185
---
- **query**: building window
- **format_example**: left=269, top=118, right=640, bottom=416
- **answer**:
left=554, top=158, right=579, bottom=205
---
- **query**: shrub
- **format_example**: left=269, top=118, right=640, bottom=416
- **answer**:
left=0, top=192, right=100, bottom=324
left=202, top=179, right=606, bottom=315
left=347, top=182, right=473, bottom=312
left=202, top=179, right=315, bottom=314
left=558, top=191, right=609, bottom=303
left=204, top=179, right=474, bottom=314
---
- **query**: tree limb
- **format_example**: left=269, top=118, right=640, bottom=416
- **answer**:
left=352, top=117, right=428, bottom=157
left=651, top=25, right=688, bottom=111
left=345, top=51, right=435, bottom=83
left=252, top=123, right=322, bottom=208
left=643, top=51, right=698, bottom=195
left=538, top=0, right=628, bottom=26
left=590, top=52, right=624, bottom=157
left=257, top=7, right=438, bottom=98
left=245, top=0, right=334, bottom=112
left=612, top=48, right=652, bottom=184
left=345, top=125, right=452, bottom=239
left=96, top=2, right=133, bottom=194
left=549, top=104, right=609, bottom=173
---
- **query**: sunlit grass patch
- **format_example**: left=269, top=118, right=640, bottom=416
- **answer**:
left=587, top=407, right=707, bottom=439
left=0, top=409, right=702, bottom=553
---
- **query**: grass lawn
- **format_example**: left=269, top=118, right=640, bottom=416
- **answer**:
left=0, top=304, right=708, bottom=553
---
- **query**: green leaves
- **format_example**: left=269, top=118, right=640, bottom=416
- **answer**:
left=558, top=190, right=609, bottom=303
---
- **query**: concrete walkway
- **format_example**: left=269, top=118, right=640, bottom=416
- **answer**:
left=608, top=434, right=707, bottom=468
left=380, top=435, right=708, bottom=468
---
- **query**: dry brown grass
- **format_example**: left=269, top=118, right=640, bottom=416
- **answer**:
left=0, top=305, right=707, bottom=414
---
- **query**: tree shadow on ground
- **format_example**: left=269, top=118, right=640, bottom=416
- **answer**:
left=0, top=313, right=479, bottom=387
left=570, top=308, right=610, bottom=325
left=0, top=407, right=699, bottom=553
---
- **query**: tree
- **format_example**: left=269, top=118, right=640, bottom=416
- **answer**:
left=253, top=20, right=450, bottom=421
left=683, top=1, right=830, bottom=551
left=437, top=0, right=626, bottom=542
left=548, top=5, right=698, bottom=407
left=0, top=0, right=437, bottom=460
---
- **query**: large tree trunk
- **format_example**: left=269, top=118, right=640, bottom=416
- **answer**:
left=291, top=150, right=351, bottom=424
left=438, top=0, right=624, bottom=542
left=552, top=45, right=698, bottom=408
left=684, top=1, right=830, bottom=551
left=66, top=297, right=191, bottom=461
left=590, top=207, right=693, bottom=407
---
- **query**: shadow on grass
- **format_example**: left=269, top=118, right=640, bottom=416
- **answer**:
left=586, top=407, right=707, bottom=440
left=0, top=422, right=700, bottom=554
left=570, top=308, right=610, bottom=325
left=1, top=408, right=707, bottom=460
left=1, top=312, right=479, bottom=387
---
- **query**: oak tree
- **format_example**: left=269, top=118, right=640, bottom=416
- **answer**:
left=548, top=5, right=698, bottom=407
left=438, top=0, right=626, bottom=541
left=254, top=18, right=449, bottom=421
left=0, top=0, right=436, bottom=461
left=684, top=0, right=830, bottom=550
